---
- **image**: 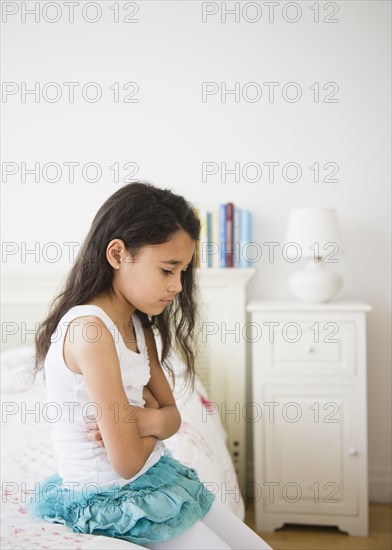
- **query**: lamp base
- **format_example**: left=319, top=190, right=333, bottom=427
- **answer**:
left=289, top=258, right=343, bottom=303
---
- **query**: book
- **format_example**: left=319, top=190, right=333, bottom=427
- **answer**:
left=194, top=204, right=253, bottom=269
left=240, top=209, right=253, bottom=268
left=226, top=202, right=234, bottom=267
left=218, top=204, right=227, bottom=268
left=212, top=209, right=219, bottom=268
left=234, top=206, right=241, bottom=267
left=206, top=212, right=213, bottom=267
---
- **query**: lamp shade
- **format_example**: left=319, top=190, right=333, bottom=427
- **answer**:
left=285, top=208, right=345, bottom=260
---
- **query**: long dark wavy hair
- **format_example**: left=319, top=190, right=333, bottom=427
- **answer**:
left=33, top=181, right=201, bottom=391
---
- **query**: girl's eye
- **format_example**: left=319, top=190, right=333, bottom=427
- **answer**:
left=161, top=269, right=174, bottom=275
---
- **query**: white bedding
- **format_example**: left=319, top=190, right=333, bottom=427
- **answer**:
left=1, top=347, right=245, bottom=550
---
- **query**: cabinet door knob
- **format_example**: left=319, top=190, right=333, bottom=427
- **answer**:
left=304, top=345, right=315, bottom=353
left=348, top=447, right=358, bottom=456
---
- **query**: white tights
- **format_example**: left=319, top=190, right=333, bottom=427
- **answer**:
left=147, top=499, right=273, bottom=550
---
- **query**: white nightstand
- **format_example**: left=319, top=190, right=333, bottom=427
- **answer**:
left=246, top=300, right=372, bottom=536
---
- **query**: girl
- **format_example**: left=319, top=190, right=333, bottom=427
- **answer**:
left=27, top=182, right=271, bottom=550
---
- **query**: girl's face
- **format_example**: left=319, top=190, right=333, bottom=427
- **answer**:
left=112, top=229, right=196, bottom=316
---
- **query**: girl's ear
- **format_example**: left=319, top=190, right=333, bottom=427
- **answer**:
left=106, top=239, right=126, bottom=269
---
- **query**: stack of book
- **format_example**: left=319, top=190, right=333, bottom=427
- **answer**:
left=194, top=203, right=253, bottom=268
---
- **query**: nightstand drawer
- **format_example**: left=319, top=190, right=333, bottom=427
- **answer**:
left=277, top=331, right=343, bottom=363
left=251, top=317, right=357, bottom=376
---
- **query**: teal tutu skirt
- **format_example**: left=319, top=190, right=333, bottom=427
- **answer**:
left=27, top=451, right=215, bottom=546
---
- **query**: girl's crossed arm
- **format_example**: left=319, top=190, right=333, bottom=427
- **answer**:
left=65, top=316, right=157, bottom=480
left=85, top=325, right=182, bottom=445
left=136, top=325, right=182, bottom=440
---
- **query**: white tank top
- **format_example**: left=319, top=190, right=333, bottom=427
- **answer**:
left=44, top=304, right=167, bottom=491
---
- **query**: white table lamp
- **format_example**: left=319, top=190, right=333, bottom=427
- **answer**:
left=285, top=208, right=345, bottom=303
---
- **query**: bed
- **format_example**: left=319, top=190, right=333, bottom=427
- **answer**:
left=1, top=270, right=271, bottom=549
left=1, top=345, right=245, bottom=549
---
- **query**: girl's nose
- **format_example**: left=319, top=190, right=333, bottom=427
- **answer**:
left=168, top=274, right=182, bottom=294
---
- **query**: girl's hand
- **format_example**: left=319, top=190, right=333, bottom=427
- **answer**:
left=143, top=386, right=160, bottom=409
left=85, top=409, right=159, bottom=441
left=85, top=420, right=105, bottom=447
left=84, top=387, right=160, bottom=445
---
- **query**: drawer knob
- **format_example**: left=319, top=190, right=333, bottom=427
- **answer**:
left=304, top=345, right=315, bottom=353
left=348, top=447, right=358, bottom=456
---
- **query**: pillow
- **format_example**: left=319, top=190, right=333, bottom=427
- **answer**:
left=1, top=346, right=45, bottom=394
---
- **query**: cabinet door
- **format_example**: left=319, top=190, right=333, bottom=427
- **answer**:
left=254, top=385, right=360, bottom=516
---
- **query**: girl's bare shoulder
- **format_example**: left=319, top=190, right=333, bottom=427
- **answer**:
left=63, top=315, right=116, bottom=368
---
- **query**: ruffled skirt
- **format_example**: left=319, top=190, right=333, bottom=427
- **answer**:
left=27, top=450, right=215, bottom=546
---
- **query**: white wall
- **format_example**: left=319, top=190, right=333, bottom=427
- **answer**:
left=1, top=0, right=390, bottom=502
